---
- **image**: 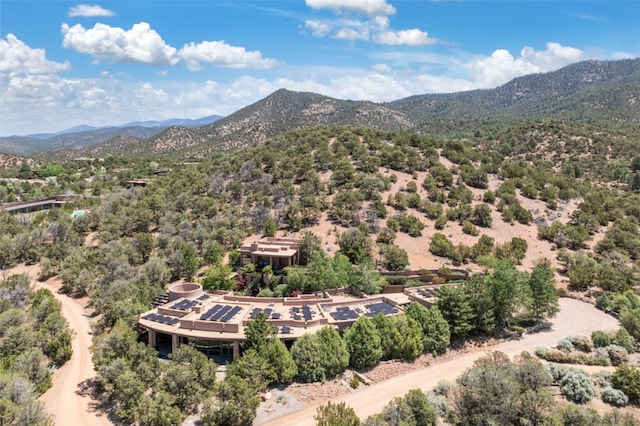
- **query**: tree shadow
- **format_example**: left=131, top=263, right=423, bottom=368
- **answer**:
left=77, top=378, right=121, bottom=424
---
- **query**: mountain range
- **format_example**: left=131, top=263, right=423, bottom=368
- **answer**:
left=0, top=115, right=222, bottom=156
left=3, top=58, right=638, bottom=159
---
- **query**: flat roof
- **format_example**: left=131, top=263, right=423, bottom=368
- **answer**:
left=138, top=291, right=404, bottom=342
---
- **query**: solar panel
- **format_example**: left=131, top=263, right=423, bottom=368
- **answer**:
left=250, top=308, right=262, bottom=319
left=200, top=304, right=222, bottom=320
left=211, top=305, right=232, bottom=321
left=280, top=326, right=293, bottom=334
left=303, top=305, right=313, bottom=321
left=221, top=306, right=241, bottom=322
left=198, top=294, right=210, bottom=300
left=271, top=312, right=281, bottom=319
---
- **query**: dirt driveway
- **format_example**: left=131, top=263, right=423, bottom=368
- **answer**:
left=8, top=264, right=113, bottom=426
left=264, top=298, right=620, bottom=425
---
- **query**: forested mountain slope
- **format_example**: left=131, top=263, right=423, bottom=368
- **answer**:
left=36, top=58, right=640, bottom=159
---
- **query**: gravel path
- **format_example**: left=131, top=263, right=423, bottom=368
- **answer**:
left=262, top=298, right=619, bottom=425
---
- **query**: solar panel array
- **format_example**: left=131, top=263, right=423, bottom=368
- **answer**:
left=200, top=304, right=242, bottom=322
left=290, top=305, right=315, bottom=321
left=330, top=306, right=358, bottom=321
left=171, top=299, right=198, bottom=310
left=279, top=326, right=293, bottom=334
left=365, top=302, right=399, bottom=317
left=142, top=312, right=180, bottom=325
left=250, top=307, right=282, bottom=320
left=418, top=288, right=439, bottom=298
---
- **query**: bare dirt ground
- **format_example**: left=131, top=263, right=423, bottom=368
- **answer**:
left=7, top=264, right=113, bottom=426
left=261, top=298, right=621, bottom=425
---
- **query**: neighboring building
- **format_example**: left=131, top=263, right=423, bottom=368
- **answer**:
left=0, top=196, right=70, bottom=215
left=239, top=236, right=301, bottom=269
left=137, top=281, right=450, bottom=363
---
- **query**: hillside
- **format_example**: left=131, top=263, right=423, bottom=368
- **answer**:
left=23, top=58, right=640, bottom=159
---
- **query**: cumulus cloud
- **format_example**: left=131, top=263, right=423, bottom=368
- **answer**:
left=61, top=22, right=179, bottom=65
left=68, top=4, right=115, bottom=17
left=304, top=4, right=439, bottom=46
left=306, top=0, right=395, bottom=16
left=373, top=16, right=437, bottom=46
left=470, top=42, right=583, bottom=87
left=135, top=83, right=169, bottom=105
left=178, top=41, right=277, bottom=70
left=0, top=34, right=71, bottom=74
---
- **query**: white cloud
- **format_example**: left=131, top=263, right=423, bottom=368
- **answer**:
left=375, top=28, right=434, bottom=46
left=135, top=83, right=169, bottom=105
left=178, top=41, right=277, bottom=70
left=305, top=9, right=439, bottom=46
left=305, top=20, right=333, bottom=37
left=334, top=26, right=370, bottom=42
left=0, top=34, right=70, bottom=74
left=469, top=42, right=583, bottom=87
left=306, top=0, right=395, bottom=16
left=68, top=4, right=115, bottom=17
left=61, top=22, right=179, bottom=65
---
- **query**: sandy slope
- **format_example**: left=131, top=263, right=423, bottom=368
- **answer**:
left=8, top=264, right=113, bottom=426
left=264, top=298, right=619, bottom=425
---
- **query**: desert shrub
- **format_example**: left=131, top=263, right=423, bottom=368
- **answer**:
left=601, top=386, right=629, bottom=407
left=546, top=363, right=571, bottom=382
left=604, top=345, right=629, bottom=366
left=568, top=335, right=593, bottom=353
left=560, top=370, right=596, bottom=404
left=425, top=391, right=447, bottom=417
left=537, top=347, right=571, bottom=363
left=596, top=346, right=610, bottom=360
left=557, top=338, right=574, bottom=352
left=462, top=221, right=479, bottom=236
left=591, top=330, right=612, bottom=348
left=593, top=370, right=612, bottom=387
left=433, top=379, right=451, bottom=396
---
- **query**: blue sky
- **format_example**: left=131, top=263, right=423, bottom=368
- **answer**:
left=1, top=1, right=639, bottom=136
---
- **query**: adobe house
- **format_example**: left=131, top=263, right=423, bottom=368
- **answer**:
left=239, top=236, right=301, bottom=269
left=138, top=282, right=406, bottom=364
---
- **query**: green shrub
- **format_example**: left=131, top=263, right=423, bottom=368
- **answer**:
left=613, top=328, right=635, bottom=352
left=349, top=375, right=360, bottom=389
left=591, top=330, right=612, bottom=348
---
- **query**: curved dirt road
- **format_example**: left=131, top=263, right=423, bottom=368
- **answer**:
left=8, top=265, right=113, bottom=426
left=265, top=298, right=620, bottom=425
